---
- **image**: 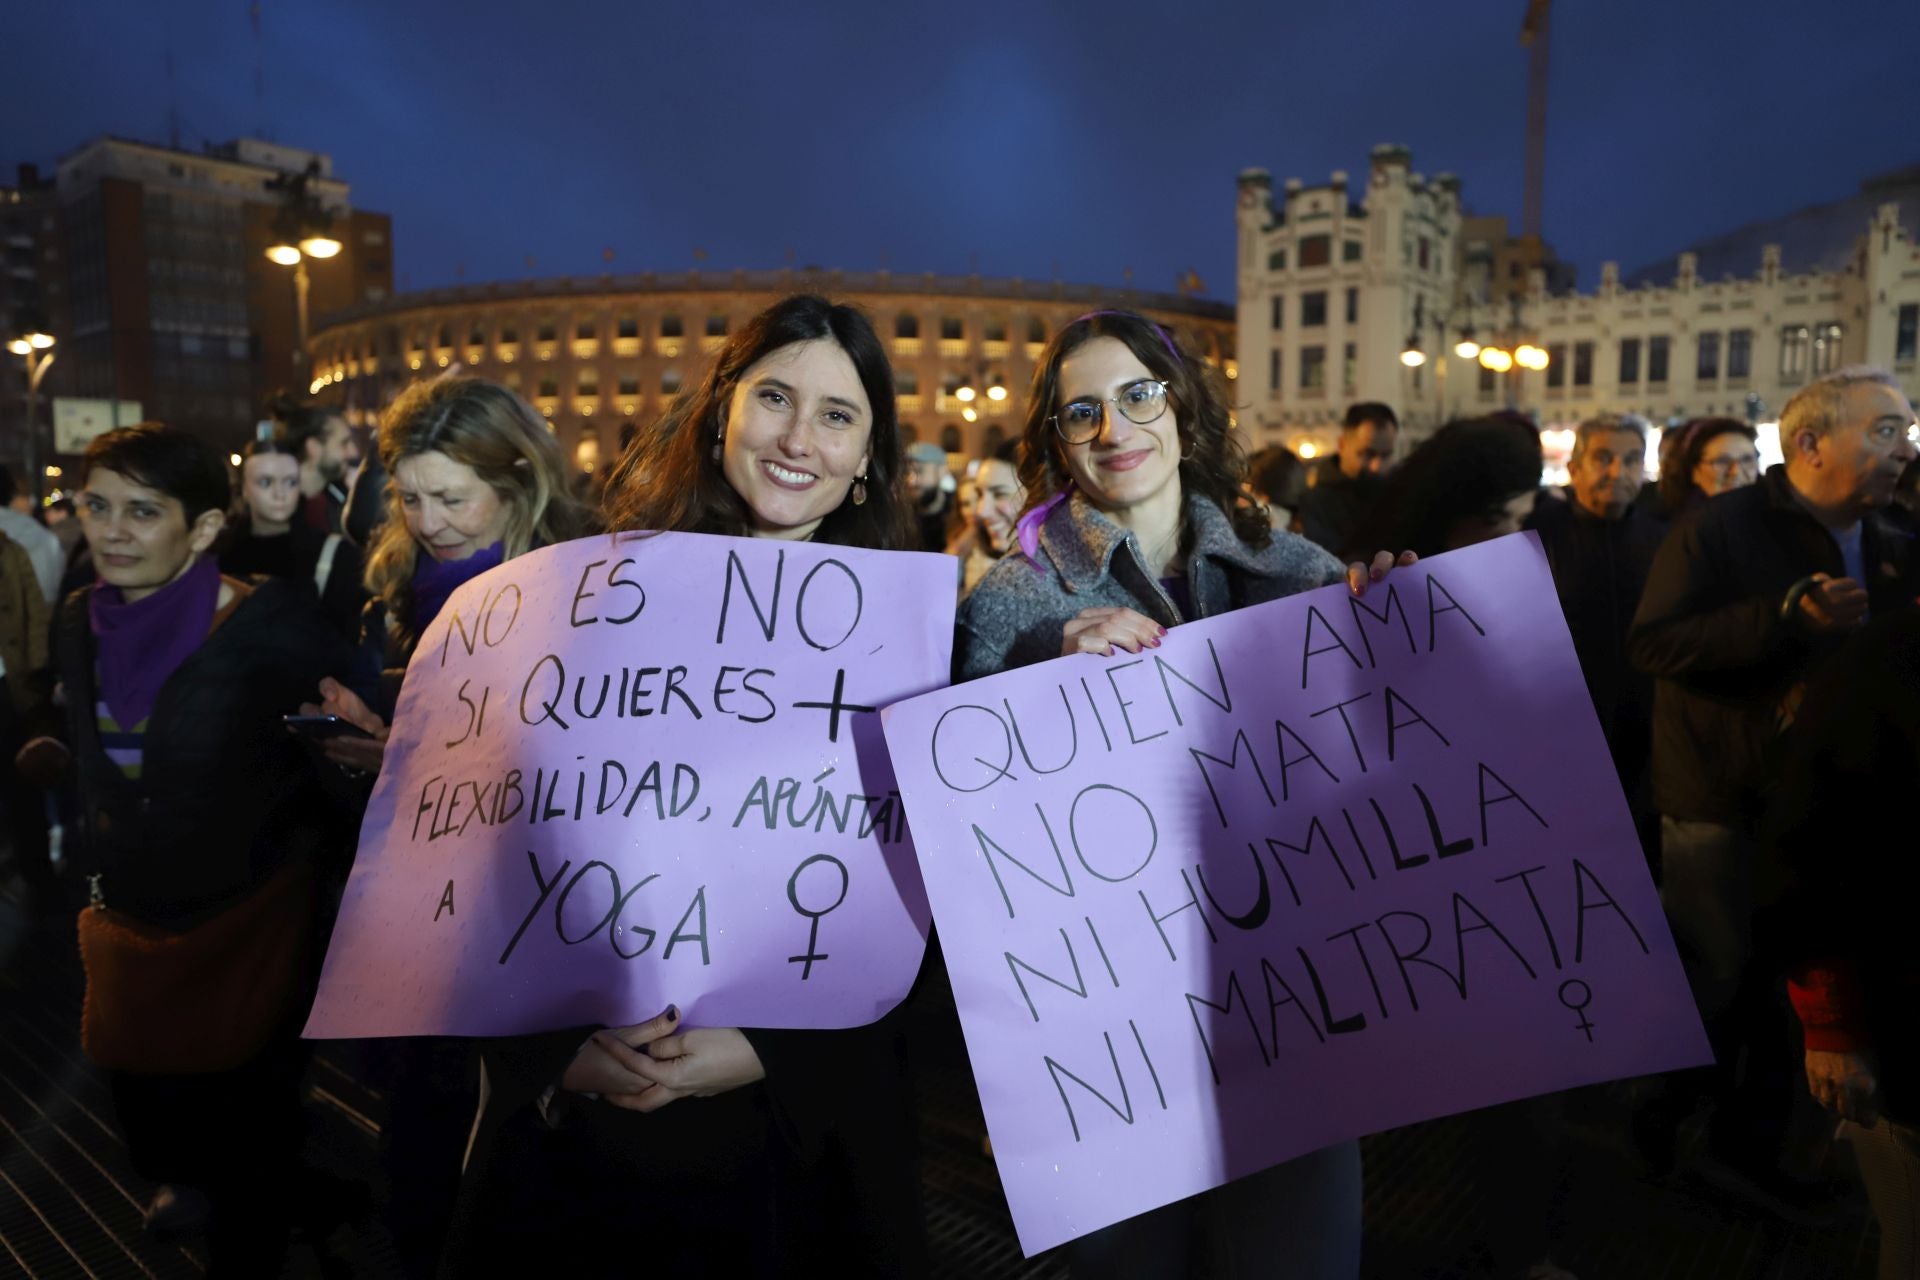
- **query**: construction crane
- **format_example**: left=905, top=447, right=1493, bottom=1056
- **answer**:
left=1519, top=0, right=1551, bottom=241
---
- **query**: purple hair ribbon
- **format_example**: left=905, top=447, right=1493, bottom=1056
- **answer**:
left=1015, top=483, right=1074, bottom=571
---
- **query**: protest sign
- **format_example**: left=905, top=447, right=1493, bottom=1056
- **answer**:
left=883, top=533, right=1710, bottom=1255
left=305, top=532, right=953, bottom=1039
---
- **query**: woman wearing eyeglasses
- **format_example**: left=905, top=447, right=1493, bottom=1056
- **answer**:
left=1658, top=416, right=1761, bottom=514
left=957, top=310, right=1409, bottom=1276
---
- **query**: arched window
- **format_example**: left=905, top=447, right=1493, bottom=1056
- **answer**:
left=940, top=424, right=963, bottom=454
left=899, top=422, right=919, bottom=445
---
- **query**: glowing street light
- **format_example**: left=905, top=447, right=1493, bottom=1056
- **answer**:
left=1399, top=343, right=1427, bottom=368
left=265, top=243, right=304, bottom=266
left=9, top=328, right=57, bottom=504
left=1478, top=347, right=1515, bottom=373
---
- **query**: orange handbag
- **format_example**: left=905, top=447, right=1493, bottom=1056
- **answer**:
left=76, top=858, right=316, bottom=1074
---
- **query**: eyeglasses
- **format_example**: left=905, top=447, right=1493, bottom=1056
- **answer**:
left=1051, top=379, right=1170, bottom=445
left=1701, top=454, right=1759, bottom=474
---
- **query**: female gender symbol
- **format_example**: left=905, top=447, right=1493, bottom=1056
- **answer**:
left=786, top=854, right=850, bottom=980
left=1557, top=978, right=1595, bottom=1042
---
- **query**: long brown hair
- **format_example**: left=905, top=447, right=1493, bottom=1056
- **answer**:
left=1016, top=310, right=1268, bottom=549
left=364, top=377, right=592, bottom=637
left=600, top=294, right=910, bottom=550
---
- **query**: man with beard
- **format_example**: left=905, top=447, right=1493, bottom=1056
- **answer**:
left=1629, top=366, right=1919, bottom=1212
left=1294, top=401, right=1396, bottom=557
left=271, top=395, right=361, bottom=537
left=1527, top=413, right=1665, bottom=853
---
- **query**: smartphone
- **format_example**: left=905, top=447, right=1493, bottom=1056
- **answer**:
left=283, top=713, right=374, bottom=741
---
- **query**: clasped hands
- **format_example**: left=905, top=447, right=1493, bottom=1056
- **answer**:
left=1061, top=549, right=1419, bottom=658
left=560, top=1004, right=767, bottom=1113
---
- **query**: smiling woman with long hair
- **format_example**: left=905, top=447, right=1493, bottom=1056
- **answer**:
left=444, top=294, right=928, bottom=1277
left=957, top=309, right=1414, bottom=1277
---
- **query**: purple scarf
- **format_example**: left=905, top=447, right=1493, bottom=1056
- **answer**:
left=90, top=554, right=223, bottom=732
left=1015, top=483, right=1074, bottom=573
left=410, top=542, right=504, bottom=633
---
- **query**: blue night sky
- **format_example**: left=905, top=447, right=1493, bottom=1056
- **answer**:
left=9, top=0, right=1917, bottom=299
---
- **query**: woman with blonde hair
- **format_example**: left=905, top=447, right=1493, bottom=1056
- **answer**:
left=301, top=376, right=590, bottom=1275
left=308, top=376, right=592, bottom=766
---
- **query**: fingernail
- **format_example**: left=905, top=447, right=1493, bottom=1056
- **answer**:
left=1157, top=626, right=1168, bottom=636
left=1148, top=637, right=1161, bottom=648
left=664, top=1004, right=679, bottom=1022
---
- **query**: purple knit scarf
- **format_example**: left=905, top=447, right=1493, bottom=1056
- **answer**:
left=410, top=541, right=504, bottom=633
left=90, top=554, right=223, bottom=731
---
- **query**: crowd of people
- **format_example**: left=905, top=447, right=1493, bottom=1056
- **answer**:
left=0, top=290, right=1915, bottom=1279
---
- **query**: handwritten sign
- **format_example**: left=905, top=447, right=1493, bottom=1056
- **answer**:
left=304, top=533, right=954, bottom=1039
left=882, top=533, right=1709, bottom=1255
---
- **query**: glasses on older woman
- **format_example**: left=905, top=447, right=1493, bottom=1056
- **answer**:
left=1051, top=379, right=1169, bottom=445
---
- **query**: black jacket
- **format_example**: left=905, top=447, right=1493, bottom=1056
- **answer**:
left=1294, top=458, right=1383, bottom=560
left=58, top=575, right=356, bottom=928
left=1760, top=610, right=1920, bottom=1120
left=1627, top=467, right=1920, bottom=827
left=1527, top=494, right=1664, bottom=781
left=218, top=514, right=367, bottom=641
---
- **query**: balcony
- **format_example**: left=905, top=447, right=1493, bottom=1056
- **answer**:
left=536, top=345, right=555, bottom=361
left=433, top=346, right=454, bottom=368
left=612, top=336, right=642, bottom=357
left=465, top=344, right=486, bottom=366
left=938, top=338, right=969, bottom=359
left=575, top=396, right=600, bottom=417
left=1025, top=342, right=1046, bottom=361
left=701, top=335, right=727, bottom=354
left=535, top=396, right=560, bottom=418
left=892, top=338, right=923, bottom=358
left=571, top=338, right=600, bottom=360
left=656, top=337, right=684, bottom=358
left=983, top=340, right=1011, bottom=360
left=897, top=394, right=924, bottom=415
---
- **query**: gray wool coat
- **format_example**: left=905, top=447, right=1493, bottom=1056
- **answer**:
left=956, top=490, right=1347, bottom=680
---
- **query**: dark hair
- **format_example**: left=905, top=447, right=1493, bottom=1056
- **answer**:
left=990, top=437, right=1021, bottom=467
left=1343, top=401, right=1399, bottom=432
left=1659, top=416, right=1758, bottom=510
left=0, top=464, right=15, bottom=507
left=241, top=436, right=302, bottom=465
left=1247, top=446, right=1305, bottom=508
left=601, top=295, right=910, bottom=549
left=81, top=422, right=230, bottom=521
left=1349, top=417, right=1542, bottom=559
left=1017, top=310, right=1268, bottom=549
left=267, top=391, right=343, bottom=460
left=47, top=497, right=73, bottom=516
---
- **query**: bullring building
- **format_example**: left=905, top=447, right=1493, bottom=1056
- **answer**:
left=308, top=271, right=1234, bottom=473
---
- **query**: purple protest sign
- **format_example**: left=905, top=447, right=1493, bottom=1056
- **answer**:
left=882, top=532, right=1710, bottom=1255
left=304, top=532, right=952, bottom=1039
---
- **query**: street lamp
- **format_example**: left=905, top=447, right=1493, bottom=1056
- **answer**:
left=263, top=160, right=341, bottom=382
left=954, top=371, right=1008, bottom=428
left=7, top=330, right=56, bottom=506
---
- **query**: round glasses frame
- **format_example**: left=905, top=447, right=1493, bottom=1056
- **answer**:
left=1050, top=379, right=1171, bottom=445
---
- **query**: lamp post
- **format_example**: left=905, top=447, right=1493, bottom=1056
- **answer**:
left=7, top=330, right=56, bottom=506
left=1401, top=295, right=1548, bottom=418
left=263, top=160, right=343, bottom=384
left=954, top=368, right=1010, bottom=447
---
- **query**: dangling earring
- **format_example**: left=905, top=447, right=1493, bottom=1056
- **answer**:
left=711, top=426, right=723, bottom=462
left=851, top=472, right=868, bottom=506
